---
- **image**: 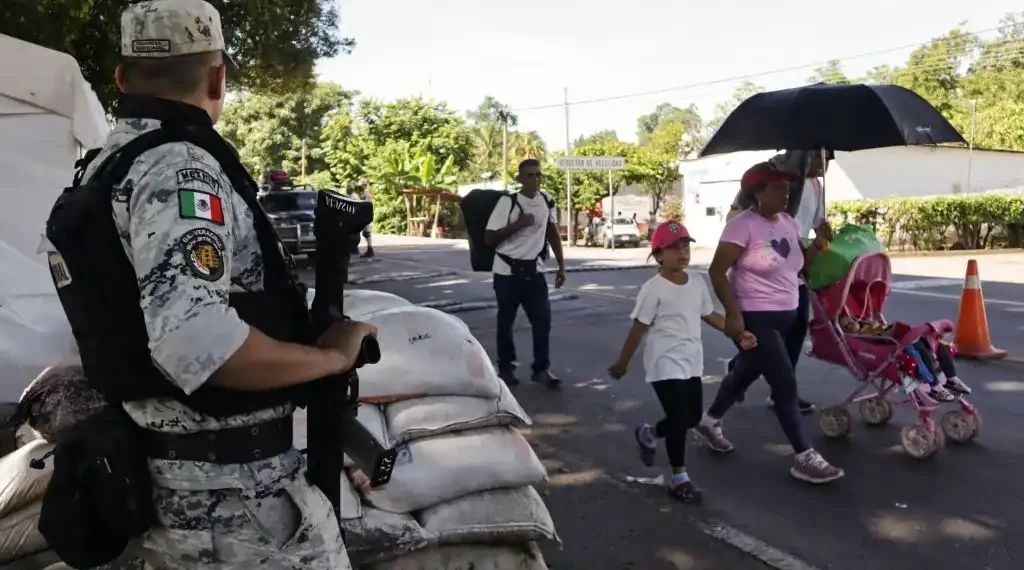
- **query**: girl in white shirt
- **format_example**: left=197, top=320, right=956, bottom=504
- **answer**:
left=609, top=222, right=756, bottom=503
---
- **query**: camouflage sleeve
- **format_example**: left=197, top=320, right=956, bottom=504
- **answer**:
left=124, top=144, right=249, bottom=395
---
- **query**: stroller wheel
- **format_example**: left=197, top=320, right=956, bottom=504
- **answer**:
left=858, top=397, right=894, bottom=426
left=819, top=406, right=852, bottom=439
left=940, top=409, right=981, bottom=443
left=900, top=423, right=943, bottom=460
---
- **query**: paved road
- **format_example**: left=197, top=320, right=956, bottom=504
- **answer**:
left=326, top=238, right=1024, bottom=570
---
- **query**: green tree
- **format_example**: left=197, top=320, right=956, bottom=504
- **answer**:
left=860, top=64, right=901, bottom=84
left=573, top=130, right=619, bottom=147
left=466, top=95, right=518, bottom=128
left=2, top=0, right=353, bottom=112
left=703, top=80, right=764, bottom=142
left=807, top=59, right=851, bottom=85
left=319, top=97, right=474, bottom=233
left=957, top=13, right=1024, bottom=150
left=636, top=103, right=702, bottom=145
left=895, top=26, right=977, bottom=119
left=217, top=82, right=356, bottom=177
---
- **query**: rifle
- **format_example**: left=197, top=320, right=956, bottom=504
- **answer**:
left=307, top=189, right=397, bottom=522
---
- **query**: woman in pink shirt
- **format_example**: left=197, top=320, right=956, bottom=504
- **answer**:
left=693, top=162, right=844, bottom=485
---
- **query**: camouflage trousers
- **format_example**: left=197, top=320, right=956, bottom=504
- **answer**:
left=136, top=468, right=351, bottom=570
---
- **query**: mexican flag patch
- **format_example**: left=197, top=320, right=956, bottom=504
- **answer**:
left=179, top=189, right=224, bottom=224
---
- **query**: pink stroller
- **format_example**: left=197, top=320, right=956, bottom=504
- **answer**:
left=807, top=251, right=980, bottom=459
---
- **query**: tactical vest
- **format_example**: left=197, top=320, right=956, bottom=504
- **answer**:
left=46, top=95, right=312, bottom=417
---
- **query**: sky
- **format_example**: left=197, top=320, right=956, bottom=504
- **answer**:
left=316, top=0, right=1021, bottom=150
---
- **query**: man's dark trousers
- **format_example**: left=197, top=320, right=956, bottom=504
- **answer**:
left=493, top=273, right=551, bottom=374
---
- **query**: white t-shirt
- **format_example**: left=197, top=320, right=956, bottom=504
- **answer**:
left=792, top=178, right=824, bottom=238
left=630, top=274, right=715, bottom=383
left=485, top=191, right=556, bottom=276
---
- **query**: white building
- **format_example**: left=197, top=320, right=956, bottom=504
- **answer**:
left=680, top=146, right=1024, bottom=246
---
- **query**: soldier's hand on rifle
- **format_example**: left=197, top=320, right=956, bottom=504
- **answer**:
left=318, top=320, right=378, bottom=370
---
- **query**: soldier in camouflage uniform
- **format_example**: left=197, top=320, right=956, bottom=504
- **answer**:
left=72, top=1, right=378, bottom=568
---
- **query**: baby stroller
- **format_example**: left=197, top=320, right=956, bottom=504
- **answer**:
left=807, top=251, right=980, bottom=459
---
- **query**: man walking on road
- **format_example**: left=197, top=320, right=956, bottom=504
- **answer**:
left=485, top=159, right=567, bottom=388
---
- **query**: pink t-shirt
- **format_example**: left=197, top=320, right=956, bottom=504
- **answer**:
left=719, top=210, right=803, bottom=312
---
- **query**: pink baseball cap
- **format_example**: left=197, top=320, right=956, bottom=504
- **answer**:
left=651, top=221, right=695, bottom=250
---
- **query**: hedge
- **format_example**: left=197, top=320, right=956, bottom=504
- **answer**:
left=827, top=195, right=1024, bottom=251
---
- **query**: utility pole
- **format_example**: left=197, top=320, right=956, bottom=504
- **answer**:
left=499, top=107, right=510, bottom=189
left=564, top=87, right=573, bottom=247
left=966, top=99, right=979, bottom=195
left=301, top=139, right=308, bottom=179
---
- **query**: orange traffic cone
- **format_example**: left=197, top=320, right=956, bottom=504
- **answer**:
left=953, top=259, right=1006, bottom=360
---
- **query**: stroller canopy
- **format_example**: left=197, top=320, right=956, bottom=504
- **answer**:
left=815, top=251, right=892, bottom=321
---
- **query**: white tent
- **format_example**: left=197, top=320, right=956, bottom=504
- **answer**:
left=0, top=34, right=107, bottom=402
left=0, top=33, right=109, bottom=261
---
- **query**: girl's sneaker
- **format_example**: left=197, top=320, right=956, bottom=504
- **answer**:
left=929, top=383, right=957, bottom=402
left=668, top=479, right=703, bottom=504
left=634, top=424, right=657, bottom=467
left=694, top=417, right=734, bottom=453
left=791, top=450, right=844, bottom=484
left=944, top=377, right=972, bottom=395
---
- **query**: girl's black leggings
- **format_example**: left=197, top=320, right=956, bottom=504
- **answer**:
left=912, top=339, right=957, bottom=381
left=651, top=377, right=703, bottom=467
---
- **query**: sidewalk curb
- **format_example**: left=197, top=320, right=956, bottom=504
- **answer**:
left=886, top=248, right=1024, bottom=259
left=420, top=292, right=580, bottom=314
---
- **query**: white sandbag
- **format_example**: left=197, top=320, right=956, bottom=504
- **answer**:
left=0, top=439, right=53, bottom=519
left=343, top=289, right=413, bottom=320
left=340, top=506, right=431, bottom=566
left=366, top=543, right=548, bottom=570
left=339, top=467, right=363, bottom=522
left=0, top=502, right=48, bottom=564
left=292, top=403, right=389, bottom=471
left=14, top=423, right=38, bottom=448
left=360, top=306, right=500, bottom=402
left=304, top=288, right=413, bottom=320
left=365, top=427, right=547, bottom=514
left=386, top=381, right=530, bottom=445
left=417, top=486, right=558, bottom=546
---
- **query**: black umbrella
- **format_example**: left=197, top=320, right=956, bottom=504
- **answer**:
left=699, top=83, right=967, bottom=157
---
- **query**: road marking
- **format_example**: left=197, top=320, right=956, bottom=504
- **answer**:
left=527, top=438, right=825, bottom=570
left=890, top=278, right=963, bottom=290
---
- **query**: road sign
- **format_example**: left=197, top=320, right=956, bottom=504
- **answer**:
left=555, top=156, right=626, bottom=171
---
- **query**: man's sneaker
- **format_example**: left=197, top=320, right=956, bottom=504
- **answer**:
left=634, top=424, right=657, bottom=467
left=766, top=396, right=816, bottom=414
left=532, top=370, right=562, bottom=390
left=499, top=369, right=520, bottom=386
left=945, top=377, right=972, bottom=395
left=791, top=450, right=844, bottom=484
left=694, top=419, right=734, bottom=453
left=360, top=249, right=375, bottom=258
left=668, top=480, right=703, bottom=504
left=929, top=383, right=957, bottom=402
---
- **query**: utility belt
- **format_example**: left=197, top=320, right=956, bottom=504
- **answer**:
left=144, top=416, right=293, bottom=464
left=497, top=252, right=541, bottom=279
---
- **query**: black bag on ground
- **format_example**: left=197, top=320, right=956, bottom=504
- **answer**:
left=460, top=189, right=554, bottom=272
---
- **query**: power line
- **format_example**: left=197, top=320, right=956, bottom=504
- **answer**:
left=510, top=22, right=1021, bottom=113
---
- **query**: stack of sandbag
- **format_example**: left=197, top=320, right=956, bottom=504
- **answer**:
left=329, top=303, right=558, bottom=569
left=0, top=439, right=54, bottom=567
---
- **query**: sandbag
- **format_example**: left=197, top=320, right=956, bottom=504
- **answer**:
left=0, top=439, right=54, bottom=519
left=417, top=486, right=558, bottom=546
left=293, top=403, right=390, bottom=471
left=16, top=364, right=108, bottom=444
left=365, top=427, right=548, bottom=514
left=359, top=306, right=500, bottom=402
left=0, top=502, right=48, bottom=564
left=367, top=543, right=548, bottom=570
left=343, top=290, right=413, bottom=320
left=386, top=381, right=530, bottom=445
left=340, top=506, right=432, bottom=566
left=807, top=224, right=885, bottom=290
